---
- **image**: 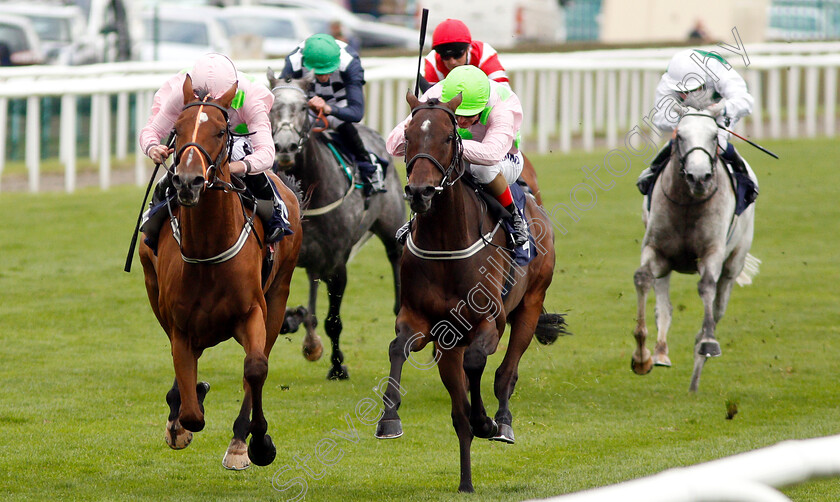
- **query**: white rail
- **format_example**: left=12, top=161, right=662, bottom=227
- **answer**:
left=2, top=42, right=840, bottom=192
left=528, top=434, right=840, bottom=502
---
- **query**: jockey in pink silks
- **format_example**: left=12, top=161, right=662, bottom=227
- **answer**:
left=140, top=53, right=290, bottom=247
left=386, top=65, right=528, bottom=247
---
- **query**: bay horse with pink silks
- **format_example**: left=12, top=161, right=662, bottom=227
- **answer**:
left=374, top=92, right=567, bottom=492
left=139, top=75, right=302, bottom=470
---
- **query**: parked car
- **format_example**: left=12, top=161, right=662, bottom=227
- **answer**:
left=0, top=4, right=97, bottom=65
left=216, top=6, right=314, bottom=59
left=258, top=0, right=417, bottom=49
left=0, top=14, right=44, bottom=66
left=140, top=5, right=230, bottom=62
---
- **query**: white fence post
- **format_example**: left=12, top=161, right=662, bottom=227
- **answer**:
left=26, top=96, right=40, bottom=193
left=61, top=95, right=77, bottom=193
left=98, top=93, right=110, bottom=190
left=824, top=66, right=836, bottom=137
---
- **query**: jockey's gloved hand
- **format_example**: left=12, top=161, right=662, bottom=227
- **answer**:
left=707, top=99, right=727, bottom=118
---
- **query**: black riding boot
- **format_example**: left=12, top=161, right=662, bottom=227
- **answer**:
left=506, top=203, right=528, bottom=247
left=636, top=140, right=673, bottom=195
left=244, top=172, right=287, bottom=243
left=336, top=122, right=386, bottom=197
left=142, top=173, right=176, bottom=252
left=721, top=143, right=758, bottom=206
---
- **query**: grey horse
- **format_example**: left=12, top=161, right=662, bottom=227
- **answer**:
left=632, top=109, right=759, bottom=392
left=267, top=69, right=406, bottom=380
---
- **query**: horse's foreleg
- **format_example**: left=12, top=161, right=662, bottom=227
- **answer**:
left=493, top=298, right=542, bottom=444
left=240, top=307, right=276, bottom=467
left=375, top=316, right=431, bottom=439
left=325, top=265, right=348, bottom=380
left=652, top=274, right=673, bottom=367
left=632, top=261, right=655, bottom=375
left=171, top=335, right=205, bottom=433
left=437, top=344, right=473, bottom=493
left=302, top=271, right=323, bottom=361
left=464, top=324, right=500, bottom=440
left=696, top=256, right=725, bottom=359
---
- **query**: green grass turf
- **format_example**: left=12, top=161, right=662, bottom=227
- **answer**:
left=0, top=137, right=838, bottom=501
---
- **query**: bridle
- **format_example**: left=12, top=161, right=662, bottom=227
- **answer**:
left=404, top=102, right=465, bottom=193
left=666, top=112, right=720, bottom=205
left=170, top=98, right=244, bottom=193
left=271, top=85, right=313, bottom=156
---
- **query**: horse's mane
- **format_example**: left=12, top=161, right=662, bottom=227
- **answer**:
left=275, top=171, right=304, bottom=205
left=193, top=87, right=213, bottom=102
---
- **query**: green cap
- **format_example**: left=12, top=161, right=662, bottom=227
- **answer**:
left=441, top=65, right=490, bottom=116
left=302, top=34, right=341, bottom=75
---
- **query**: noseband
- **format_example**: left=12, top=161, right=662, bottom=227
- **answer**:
left=170, top=99, right=243, bottom=193
left=404, top=103, right=464, bottom=192
left=271, top=85, right=312, bottom=155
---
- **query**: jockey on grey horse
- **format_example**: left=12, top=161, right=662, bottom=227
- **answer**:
left=637, top=48, right=759, bottom=210
left=279, top=33, right=386, bottom=203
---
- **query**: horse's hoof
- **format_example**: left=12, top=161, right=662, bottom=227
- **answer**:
left=471, top=418, right=498, bottom=439
left=165, top=420, right=193, bottom=449
left=631, top=356, right=654, bottom=375
left=222, top=439, right=250, bottom=470
left=197, top=382, right=210, bottom=412
left=490, top=423, right=515, bottom=444
left=653, top=354, right=672, bottom=367
left=327, top=365, right=349, bottom=380
left=698, top=340, right=721, bottom=358
left=458, top=482, right=475, bottom=493
left=302, top=342, right=323, bottom=362
left=248, top=434, right=277, bottom=467
left=375, top=419, right=403, bottom=439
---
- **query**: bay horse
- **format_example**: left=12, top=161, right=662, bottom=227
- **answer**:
left=138, top=75, right=302, bottom=470
left=632, top=108, right=758, bottom=392
left=374, top=92, right=566, bottom=492
left=266, top=69, right=406, bottom=380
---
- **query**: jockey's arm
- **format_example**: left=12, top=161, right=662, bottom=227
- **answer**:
left=139, top=74, right=182, bottom=159
left=715, top=69, right=754, bottom=123
left=461, top=112, right=516, bottom=166
left=650, top=77, right=680, bottom=134
left=230, top=83, right=275, bottom=175
left=385, top=84, right=440, bottom=157
left=326, top=77, right=364, bottom=123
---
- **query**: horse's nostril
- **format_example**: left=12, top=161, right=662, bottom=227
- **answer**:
left=704, top=173, right=713, bottom=182
left=172, top=175, right=182, bottom=188
left=422, top=186, right=436, bottom=197
left=192, top=177, right=205, bottom=188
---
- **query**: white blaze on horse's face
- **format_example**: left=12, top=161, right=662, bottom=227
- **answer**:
left=199, top=112, right=209, bottom=124
left=677, top=112, right=719, bottom=197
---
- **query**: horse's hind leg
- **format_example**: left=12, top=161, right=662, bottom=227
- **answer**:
left=492, top=299, right=541, bottom=444
left=223, top=385, right=252, bottom=470
left=464, top=325, right=500, bottom=439
left=633, top=262, right=655, bottom=374
left=325, top=264, right=349, bottom=380
left=652, top=274, right=673, bottom=367
left=164, top=378, right=208, bottom=449
left=301, top=271, right=323, bottom=361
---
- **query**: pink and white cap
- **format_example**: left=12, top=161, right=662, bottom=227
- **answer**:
left=189, top=53, right=238, bottom=98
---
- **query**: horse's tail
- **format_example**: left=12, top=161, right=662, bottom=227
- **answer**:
left=736, top=253, right=761, bottom=287
left=534, top=310, right=571, bottom=345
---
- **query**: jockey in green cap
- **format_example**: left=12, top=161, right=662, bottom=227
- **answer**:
left=280, top=33, right=386, bottom=202
left=387, top=65, right=529, bottom=247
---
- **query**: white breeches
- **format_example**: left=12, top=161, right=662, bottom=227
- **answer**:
left=468, top=151, right=524, bottom=185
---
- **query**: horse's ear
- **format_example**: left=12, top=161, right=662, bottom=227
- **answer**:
left=446, top=92, right=463, bottom=114
left=266, top=67, right=278, bottom=89
left=183, top=74, right=195, bottom=105
left=406, top=90, right=420, bottom=110
left=217, top=81, right=239, bottom=109
left=299, top=72, right=314, bottom=90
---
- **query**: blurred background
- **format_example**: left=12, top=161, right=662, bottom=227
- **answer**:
left=2, top=0, right=840, bottom=191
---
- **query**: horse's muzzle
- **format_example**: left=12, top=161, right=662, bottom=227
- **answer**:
left=405, top=184, right=436, bottom=213
left=172, top=173, right=205, bottom=207
left=685, top=172, right=713, bottom=197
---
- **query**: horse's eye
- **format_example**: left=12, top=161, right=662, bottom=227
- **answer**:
left=218, top=130, right=226, bottom=138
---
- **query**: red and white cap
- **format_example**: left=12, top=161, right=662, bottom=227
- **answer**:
left=432, top=19, right=472, bottom=48
left=189, top=53, right=238, bottom=98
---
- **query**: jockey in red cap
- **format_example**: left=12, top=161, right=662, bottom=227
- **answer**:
left=421, top=18, right=509, bottom=90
